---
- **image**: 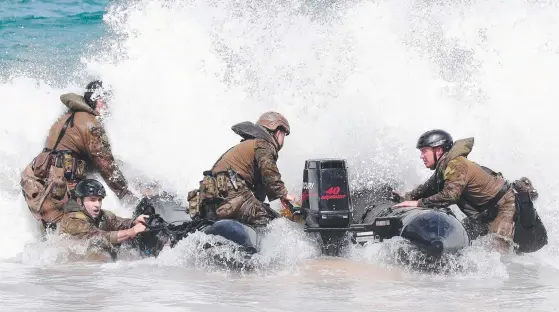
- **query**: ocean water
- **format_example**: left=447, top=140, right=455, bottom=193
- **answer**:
left=1, top=0, right=108, bottom=81
left=2, top=0, right=559, bottom=311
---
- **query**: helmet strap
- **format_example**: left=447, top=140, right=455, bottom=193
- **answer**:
left=432, top=147, right=443, bottom=170
left=272, top=130, right=283, bottom=150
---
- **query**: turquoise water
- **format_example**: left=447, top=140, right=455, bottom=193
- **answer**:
left=0, top=0, right=108, bottom=80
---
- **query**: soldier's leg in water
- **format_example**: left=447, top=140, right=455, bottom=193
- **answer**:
left=40, top=198, right=80, bottom=235
left=488, top=191, right=517, bottom=252
left=40, top=194, right=80, bottom=236
left=462, top=217, right=488, bottom=241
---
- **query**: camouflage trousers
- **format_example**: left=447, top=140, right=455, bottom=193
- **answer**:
left=489, top=190, right=517, bottom=250
left=464, top=189, right=516, bottom=249
left=215, top=188, right=276, bottom=226
left=21, top=161, right=83, bottom=226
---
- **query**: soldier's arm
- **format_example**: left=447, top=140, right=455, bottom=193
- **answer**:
left=254, top=140, right=289, bottom=201
left=60, top=216, right=138, bottom=246
left=405, top=173, right=438, bottom=200
left=87, top=123, right=131, bottom=199
left=103, top=210, right=135, bottom=231
left=417, top=159, right=468, bottom=208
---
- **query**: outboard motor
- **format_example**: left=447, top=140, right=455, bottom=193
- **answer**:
left=300, top=159, right=363, bottom=255
left=302, top=159, right=352, bottom=229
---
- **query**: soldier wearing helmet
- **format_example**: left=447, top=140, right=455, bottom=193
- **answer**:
left=59, top=179, right=147, bottom=250
left=20, top=80, right=133, bottom=231
left=393, top=130, right=518, bottom=251
left=187, top=111, right=297, bottom=226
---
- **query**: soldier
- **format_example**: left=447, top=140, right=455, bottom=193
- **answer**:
left=393, top=130, right=517, bottom=251
left=20, top=80, right=133, bottom=231
left=187, top=112, right=298, bottom=226
left=59, top=179, right=147, bottom=252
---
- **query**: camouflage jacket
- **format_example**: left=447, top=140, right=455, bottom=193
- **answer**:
left=405, top=138, right=505, bottom=212
left=212, top=122, right=288, bottom=202
left=42, top=93, right=130, bottom=198
left=59, top=209, right=135, bottom=248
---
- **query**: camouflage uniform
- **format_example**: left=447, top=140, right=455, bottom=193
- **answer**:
left=192, top=121, right=288, bottom=226
left=59, top=209, right=135, bottom=250
left=20, top=93, right=131, bottom=224
left=405, top=138, right=516, bottom=243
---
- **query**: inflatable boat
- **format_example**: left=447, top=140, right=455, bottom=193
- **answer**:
left=295, top=159, right=470, bottom=257
left=132, top=158, right=471, bottom=263
left=131, top=196, right=260, bottom=269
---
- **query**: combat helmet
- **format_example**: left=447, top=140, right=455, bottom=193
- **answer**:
left=256, top=112, right=290, bottom=135
left=75, top=179, right=107, bottom=199
left=416, top=129, right=453, bottom=152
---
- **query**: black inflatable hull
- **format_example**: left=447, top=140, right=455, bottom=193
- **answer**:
left=347, top=183, right=470, bottom=257
left=359, top=202, right=470, bottom=257
left=133, top=196, right=261, bottom=260
left=201, top=220, right=259, bottom=253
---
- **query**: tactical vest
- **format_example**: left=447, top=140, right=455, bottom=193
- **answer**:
left=32, top=113, right=87, bottom=183
left=433, top=158, right=509, bottom=213
left=188, top=122, right=278, bottom=220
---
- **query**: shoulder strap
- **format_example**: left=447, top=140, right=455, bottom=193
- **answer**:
left=49, top=113, right=75, bottom=152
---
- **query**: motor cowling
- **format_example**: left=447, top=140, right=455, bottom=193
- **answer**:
left=301, top=159, right=352, bottom=229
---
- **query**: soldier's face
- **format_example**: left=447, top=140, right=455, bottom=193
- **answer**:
left=82, top=196, right=103, bottom=218
left=420, top=147, right=437, bottom=169
left=95, top=100, right=108, bottom=116
left=274, top=130, right=286, bottom=149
